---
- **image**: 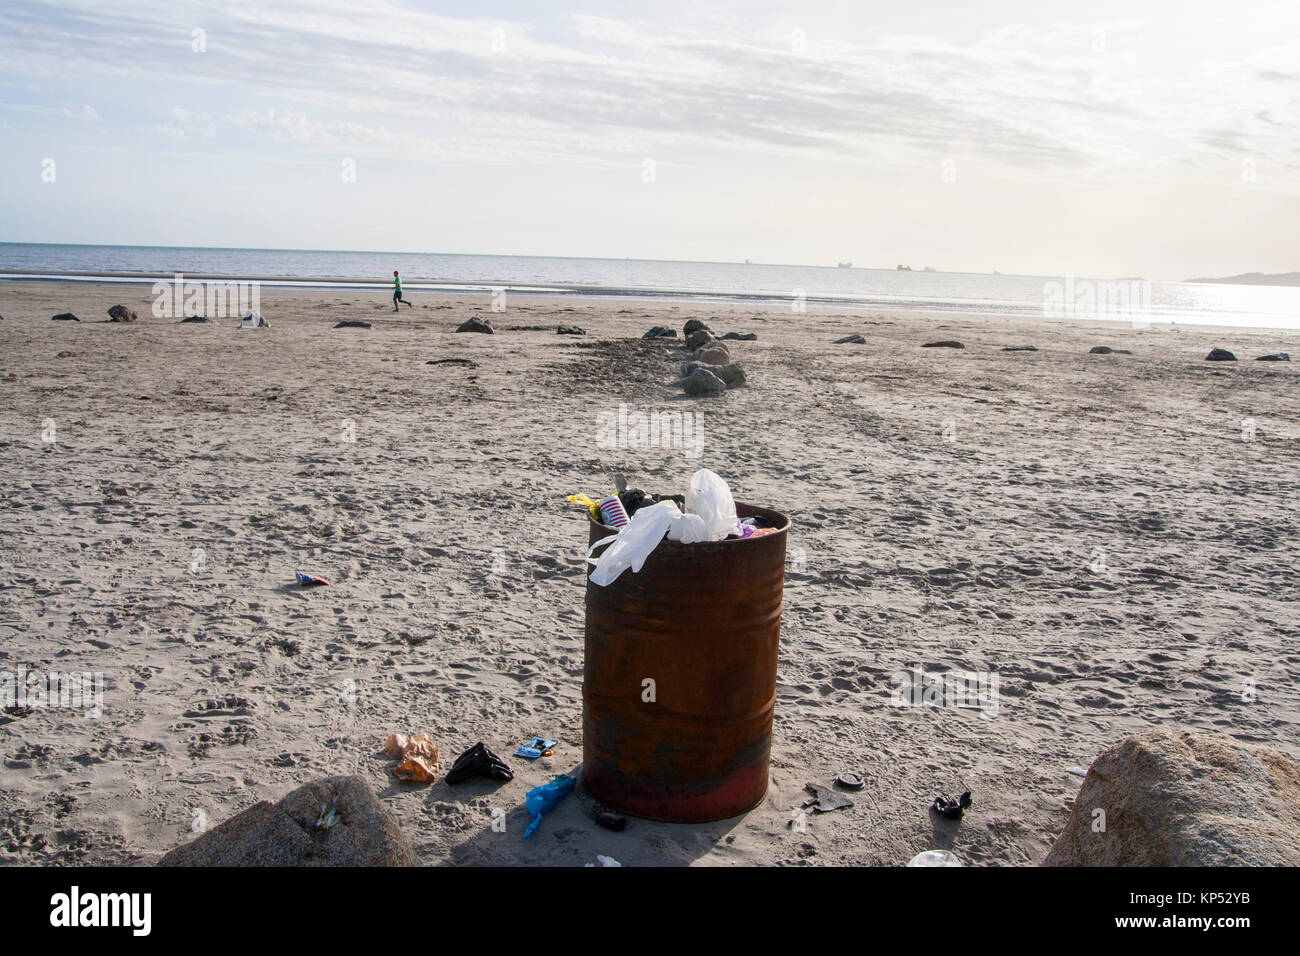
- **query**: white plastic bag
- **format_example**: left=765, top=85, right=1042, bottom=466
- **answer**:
left=586, top=500, right=678, bottom=586
left=667, top=511, right=708, bottom=543
left=686, top=469, right=738, bottom=541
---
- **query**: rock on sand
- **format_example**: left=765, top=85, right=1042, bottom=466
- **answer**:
left=1206, top=348, right=1237, bottom=361
left=685, top=328, right=713, bottom=350
left=1044, top=728, right=1300, bottom=866
left=456, top=317, right=494, bottom=334
left=157, top=775, right=415, bottom=867
left=695, top=344, right=731, bottom=366
left=682, top=367, right=726, bottom=396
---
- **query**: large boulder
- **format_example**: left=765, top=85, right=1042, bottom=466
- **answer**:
left=695, top=344, right=731, bottom=366
left=685, top=329, right=713, bottom=351
left=713, top=363, right=747, bottom=388
left=682, top=367, right=726, bottom=396
left=1044, top=729, right=1300, bottom=866
left=158, top=775, right=415, bottom=867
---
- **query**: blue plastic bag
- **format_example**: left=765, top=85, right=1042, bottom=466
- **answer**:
left=523, top=774, right=576, bottom=839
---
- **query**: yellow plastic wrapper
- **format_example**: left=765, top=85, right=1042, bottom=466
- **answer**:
left=567, top=493, right=602, bottom=520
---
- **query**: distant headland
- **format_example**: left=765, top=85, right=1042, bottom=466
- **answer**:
left=1185, top=271, right=1300, bottom=287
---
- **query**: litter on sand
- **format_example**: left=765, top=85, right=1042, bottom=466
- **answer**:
left=584, top=855, right=622, bottom=867
left=384, top=733, right=440, bottom=783
left=445, top=742, right=513, bottom=785
left=931, top=790, right=972, bottom=820
left=594, top=810, right=627, bottom=832
left=515, top=736, right=556, bottom=759
left=523, top=774, right=575, bottom=839
left=907, top=850, right=962, bottom=867
left=802, top=782, right=854, bottom=813
left=295, top=571, right=329, bottom=587
left=836, top=772, right=865, bottom=791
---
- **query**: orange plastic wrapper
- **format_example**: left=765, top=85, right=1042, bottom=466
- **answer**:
left=394, top=753, right=439, bottom=783
left=384, top=733, right=440, bottom=783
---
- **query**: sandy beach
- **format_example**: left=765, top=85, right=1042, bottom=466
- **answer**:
left=1, top=279, right=1297, bottom=867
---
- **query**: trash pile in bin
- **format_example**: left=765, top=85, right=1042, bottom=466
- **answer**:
left=570, top=469, right=778, bottom=586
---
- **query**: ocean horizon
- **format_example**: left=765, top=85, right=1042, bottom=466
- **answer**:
left=2, top=241, right=1299, bottom=329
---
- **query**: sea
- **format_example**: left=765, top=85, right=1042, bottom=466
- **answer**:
left=2, top=242, right=1298, bottom=330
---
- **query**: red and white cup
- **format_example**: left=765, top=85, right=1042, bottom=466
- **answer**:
left=597, top=495, right=630, bottom=528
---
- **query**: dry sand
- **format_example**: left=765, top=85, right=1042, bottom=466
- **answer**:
left=1, top=280, right=1297, bottom=866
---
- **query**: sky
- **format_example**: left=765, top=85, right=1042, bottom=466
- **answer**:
left=0, top=0, right=1297, bottom=279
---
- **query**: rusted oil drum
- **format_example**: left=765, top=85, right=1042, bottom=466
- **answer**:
left=583, top=502, right=789, bottom=823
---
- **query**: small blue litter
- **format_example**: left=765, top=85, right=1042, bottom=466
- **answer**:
left=515, top=736, right=557, bottom=759
left=523, top=774, right=575, bottom=839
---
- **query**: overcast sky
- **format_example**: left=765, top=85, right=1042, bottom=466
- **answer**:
left=0, top=0, right=1296, bottom=278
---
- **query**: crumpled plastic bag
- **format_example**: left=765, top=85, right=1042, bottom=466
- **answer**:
left=667, top=511, right=708, bottom=543
left=384, top=733, right=440, bottom=783
left=524, top=774, right=576, bottom=839
left=686, top=469, right=738, bottom=541
left=587, top=500, right=679, bottom=586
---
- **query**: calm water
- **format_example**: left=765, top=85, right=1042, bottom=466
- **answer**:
left=2, top=242, right=1298, bottom=329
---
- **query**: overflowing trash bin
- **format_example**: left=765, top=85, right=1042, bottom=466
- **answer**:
left=579, top=471, right=790, bottom=823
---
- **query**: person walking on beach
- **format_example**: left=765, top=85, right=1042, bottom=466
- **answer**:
left=393, top=270, right=413, bottom=311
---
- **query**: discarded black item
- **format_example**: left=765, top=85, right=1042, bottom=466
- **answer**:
left=556, top=324, right=586, bottom=335
left=594, top=810, right=627, bottom=831
left=642, top=326, right=676, bottom=339
left=834, top=334, right=866, bottom=344
left=445, top=742, right=513, bottom=785
left=1205, top=348, right=1237, bottom=362
left=836, top=772, right=865, bottom=791
left=803, top=782, right=853, bottom=813
left=1089, top=346, right=1132, bottom=355
left=618, top=487, right=653, bottom=517
left=51, top=312, right=79, bottom=322
left=719, top=332, right=757, bottom=341
left=1002, top=345, right=1038, bottom=351
left=1256, top=352, right=1290, bottom=361
left=921, top=340, right=964, bottom=349
left=334, top=321, right=372, bottom=329
left=617, top=487, right=686, bottom=519
left=931, top=790, right=972, bottom=820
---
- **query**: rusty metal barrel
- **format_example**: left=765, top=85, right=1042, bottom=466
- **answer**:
left=583, top=502, right=789, bottom=823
